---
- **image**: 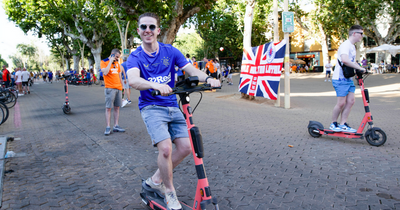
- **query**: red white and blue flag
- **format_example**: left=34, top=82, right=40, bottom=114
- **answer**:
left=239, top=40, right=286, bottom=100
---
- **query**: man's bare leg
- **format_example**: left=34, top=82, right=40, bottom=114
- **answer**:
left=152, top=137, right=191, bottom=192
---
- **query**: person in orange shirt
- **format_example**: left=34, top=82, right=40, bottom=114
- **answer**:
left=203, top=57, right=216, bottom=78
left=291, top=64, right=297, bottom=73
left=100, top=49, right=125, bottom=135
left=192, top=57, right=198, bottom=69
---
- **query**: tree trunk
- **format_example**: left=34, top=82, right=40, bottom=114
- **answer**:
left=88, top=56, right=94, bottom=69
left=317, top=23, right=329, bottom=73
left=66, top=60, right=70, bottom=71
left=73, top=55, right=80, bottom=72
left=91, top=43, right=103, bottom=75
left=159, top=1, right=201, bottom=44
left=243, top=0, right=256, bottom=49
left=242, top=0, right=256, bottom=100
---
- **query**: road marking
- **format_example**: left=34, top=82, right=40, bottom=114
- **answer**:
left=14, top=102, right=21, bottom=128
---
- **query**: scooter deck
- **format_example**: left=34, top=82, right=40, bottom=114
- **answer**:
left=321, top=129, right=363, bottom=138
left=141, top=181, right=193, bottom=210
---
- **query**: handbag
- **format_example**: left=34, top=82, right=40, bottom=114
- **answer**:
left=337, top=59, right=355, bottom=78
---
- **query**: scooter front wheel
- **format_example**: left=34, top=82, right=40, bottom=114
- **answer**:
left=365, top=128, right=386, bottom=146
left=63, top=105, right=71, bottom=114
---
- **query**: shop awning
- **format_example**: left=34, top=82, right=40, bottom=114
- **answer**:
left=297, top=54, right=315, bottom=58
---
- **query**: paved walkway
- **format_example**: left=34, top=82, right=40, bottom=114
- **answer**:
left=0, top=73, right=399, bottom=209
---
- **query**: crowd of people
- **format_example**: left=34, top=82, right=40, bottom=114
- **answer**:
left=174, top=55, right=235, bottom=85
left=359, top=57, right=400, bottom=74
left=1, top=65, right=35, bottom=96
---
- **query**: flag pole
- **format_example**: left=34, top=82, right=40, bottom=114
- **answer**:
left=273, top=0, right=280, bottom=107
left=284, top=0, right=290, bottom=109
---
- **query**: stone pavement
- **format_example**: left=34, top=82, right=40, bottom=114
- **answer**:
left=0, top=73, right=399, bottom=209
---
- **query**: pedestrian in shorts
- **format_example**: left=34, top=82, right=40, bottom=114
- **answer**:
left=100, top=49, right=126, bottom=135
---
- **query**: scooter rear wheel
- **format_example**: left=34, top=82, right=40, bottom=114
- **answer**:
left=308, top=126, right=322, bottom=138
left=365, top=128, right=386, bottom=146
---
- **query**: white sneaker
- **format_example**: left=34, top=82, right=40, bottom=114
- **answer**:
left=144, top=177, right=166, bottom=198
left=164, top=191, right=182, bottom=210
left=328, top=79, right=331, bottom=82
left=121, top=99, right=128, bottom=108
left=339, top=123, right=357, bottom=133
left=324, top=79, right=327, bottom=82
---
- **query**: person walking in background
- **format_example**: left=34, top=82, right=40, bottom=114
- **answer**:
left=86, top=70, right=92, bottom=85
left=330, top=25, right=366, bottom=133
left=100, top=49, right=125, bottom=136
left=325, top=60, right=333, bottom=82
left=99, top=68, right=105, bottom=86
left=48, top=70, right=53, bottom=83
left=203, top=57, right=214, bottom=76
left=361, top=57, right=368, bottom=69
left=2, top=65, right=11, bottom=88
left=11, top=70, right=15, bottom=87
left=291, top=64, right=297, bottom=73
left=227, top=64, right=234, bottom=85
left=215, top=59, right=221, bottom=81
left=21, top=68, right=31, bottom=94
left=42, top=70, right=47, bottom=82
left=15, top=67, right=23, bottom=96
left=120, top=57, right=132, bottom=108
left=192, top=57, right=198, bottom=69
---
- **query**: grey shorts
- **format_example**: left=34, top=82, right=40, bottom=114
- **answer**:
left=123, top=79, right=130, bottom=89
left=105, top=88, right=122, bottom=108
left=140, top=105, right=189, bottom=146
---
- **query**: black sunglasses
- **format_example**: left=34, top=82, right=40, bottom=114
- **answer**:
left=140, top=24, right=157, bottom=31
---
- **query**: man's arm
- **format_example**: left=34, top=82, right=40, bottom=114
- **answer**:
left=341, top=54, right=365, bottom=72
left=120, top=65, right=127, bottom=85
left=183, top=64, right=220, bottom=87
left=101, top=56, right=116, bottom=76
left=127, top=68, right=172, bottom=96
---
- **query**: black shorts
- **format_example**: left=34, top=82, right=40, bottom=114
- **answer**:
left=100, top=76, right=104, bottom=81
left=22, top=82, right=29, bottom=87
left=211, top=72, right=218, bottom=79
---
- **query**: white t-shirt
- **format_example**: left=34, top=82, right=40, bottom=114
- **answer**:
left=333, top=40, right=356, bottom=80
left=21, top=71, right=30, bottom=82
left=15, top=71, right=23, bottom=83
left=325, top=63, right=333, bottom=71
left=215, top=63, right=220, bottom=74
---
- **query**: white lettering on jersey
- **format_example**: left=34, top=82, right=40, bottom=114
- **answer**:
left=147, top=72, right=171, bottom=84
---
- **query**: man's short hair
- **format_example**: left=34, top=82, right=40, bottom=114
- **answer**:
left=186, top=54, right=190, bottom=58
left=349, top=25, right=363, bottom=36
left=111, top=48, right=121, bottom=55
left=138, top=12, right=160, bottom=27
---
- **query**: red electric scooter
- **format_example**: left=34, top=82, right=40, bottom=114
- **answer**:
left=308, top=71, right=386, bottom=146
left=61, top=74, right=71, bottom=114
left=140, top=77, right=220, bottom=210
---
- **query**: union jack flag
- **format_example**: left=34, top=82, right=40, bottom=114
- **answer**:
left=239, top=40, right=286, bottom=100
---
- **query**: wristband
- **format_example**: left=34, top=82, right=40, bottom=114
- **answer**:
left=205, top=76, right=213, bottom=83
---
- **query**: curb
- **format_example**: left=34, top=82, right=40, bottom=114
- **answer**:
left=0, top=136, right=8, bottom=208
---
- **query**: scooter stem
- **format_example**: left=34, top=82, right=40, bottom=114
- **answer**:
left=179, top=92, right=217, bottom=210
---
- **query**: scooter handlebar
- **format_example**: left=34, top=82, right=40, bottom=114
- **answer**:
left=151, top=84, right=221, bottom=96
